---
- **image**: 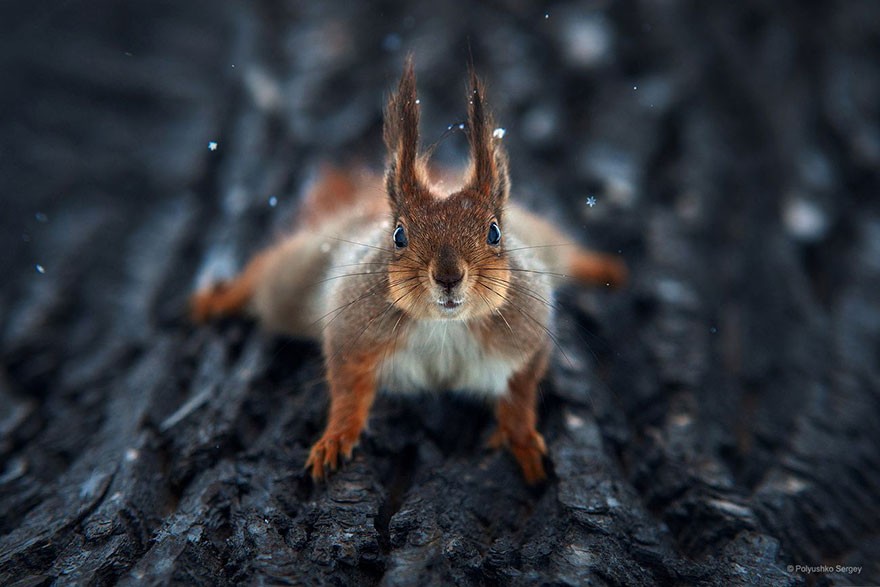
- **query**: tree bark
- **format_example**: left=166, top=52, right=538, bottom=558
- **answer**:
left=2, top=1, right=878, bottom=585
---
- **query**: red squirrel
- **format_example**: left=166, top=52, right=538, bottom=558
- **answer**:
left=191, top=59, right=627, bottom=483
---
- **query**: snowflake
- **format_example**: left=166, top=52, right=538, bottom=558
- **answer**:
left=586, top=196, right=597, bottom=208
left=208, top=141, right=218, bottom=151
left=493, top=127, right=506, bottom=139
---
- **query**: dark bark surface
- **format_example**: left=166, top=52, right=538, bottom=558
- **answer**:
left=2, top=1, right=879, bottom=585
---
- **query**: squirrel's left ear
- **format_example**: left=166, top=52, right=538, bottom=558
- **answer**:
left=464, top=68, right=510, bottom=211
left=384, top=56, right=430, bottom=210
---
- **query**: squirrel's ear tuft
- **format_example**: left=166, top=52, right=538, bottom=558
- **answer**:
left=464, top=67, right=509, bottom=210
left=384, top=55, right=428, bottom=209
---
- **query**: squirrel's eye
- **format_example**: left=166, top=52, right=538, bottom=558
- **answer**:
left=393, top=225, right=408, bottom=248
left=487, top=222, right=502, bottom=246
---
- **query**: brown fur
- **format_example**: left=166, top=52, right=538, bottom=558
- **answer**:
left=487, top=347, right=550, bottom=483
left=190, top=59, right=627, bottom=483
left=296, top=165, right=385, bottom=230
left=190, top=251, right=270, bottom=321
left=569, top=249, right=628, bottom=287
left=306, top=344, right=389, bottom=480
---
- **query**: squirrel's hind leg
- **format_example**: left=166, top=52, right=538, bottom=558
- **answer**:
left=567, top=248, right=628, bottom=288
left=190, top=251, right=270, bottom=322
left=488, top=348, right=550, bottom=484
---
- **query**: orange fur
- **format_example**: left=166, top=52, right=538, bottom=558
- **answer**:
left=568, top=249, right=628, bottom=287
left=190, top=251, right=270, bottom=322
left=297, top=165, right=387, bottom=230
left=306, top=345, right=388, bottom=480
left=190, top=59, right=628, bottom=485
left=487, top=348, right=550, bottom=483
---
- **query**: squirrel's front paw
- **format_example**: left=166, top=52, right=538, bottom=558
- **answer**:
left=487, top=427, right=547, bottom=484
left=305, top=432, right=359, bottom=481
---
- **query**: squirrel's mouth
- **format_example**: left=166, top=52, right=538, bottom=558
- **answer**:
left=437, top=298, right=463, bottom=313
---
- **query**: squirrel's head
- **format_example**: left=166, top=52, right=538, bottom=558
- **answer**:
left=383, top=58, right=511, bottom=321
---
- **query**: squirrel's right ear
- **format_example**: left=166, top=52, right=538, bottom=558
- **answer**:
left=384, top=56, right=429, bottom=209
left=463, top=67, right=509, bottom=211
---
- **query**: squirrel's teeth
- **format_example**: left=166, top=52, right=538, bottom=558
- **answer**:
left=437, top=298, right=463, bottom=311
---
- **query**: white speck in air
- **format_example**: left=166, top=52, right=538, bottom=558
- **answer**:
left=269, top=196, right=277, bottom=207
left=208, top=141, right=218, bottom=151
left=35, top=264, right=45, bottom=274
left=458, top=123, right=465, bottom=130
left=633, top=85, right=638, bottom=90
left=35, top=212, right=48, bottom=223
left=492, top=127, right=506, bottom=139
left=124, top=51, right=133, bottom=57
left=565, top=411, right=584, bottom=429
left=710, top=327, right=718, bottom=334
left=415, top=99, right=420, bottom=104
left=545, top=13, right=549, bottom=19
left=783, top=196, right=829, bottom=241
left=586, top=196, right=597, bottom=207
left=231, top=64, right=235, bottom=68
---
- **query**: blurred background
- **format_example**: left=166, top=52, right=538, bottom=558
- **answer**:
left=1, top=0, right=879, bottom=584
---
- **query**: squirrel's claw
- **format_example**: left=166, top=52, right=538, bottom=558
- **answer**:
left=306, top=433, right=358, bottom=481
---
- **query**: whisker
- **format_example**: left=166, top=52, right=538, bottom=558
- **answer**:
left=479, top=272, right=611, bottom=347
left=378, top=294, right=413, bottom=388
left=312, top=278, right=389, bottom=329
left=474, top=280, right=575, bottom=371
left=477, top=273, right=555, bottom=309
left=326, top=261, right=392, bottom=270
left=327, top=280, right=423, bottom=366
left=505, top=267, right=576, bottom=280
left=315, top=272, right=427, bottom=331
left=473, top=288, right=530, bottom=365
left=311, top=268, right=413, bottom=287
left=325, top=235, right=394, bottom=254
left=478, top=272, right=609, bottom=357
left=502, top=242, right=575, bottom=254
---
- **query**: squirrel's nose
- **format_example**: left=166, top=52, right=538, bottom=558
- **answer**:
left=433, top=245, right=463, bottom=291
left=433, top=269, right=463, bottom=291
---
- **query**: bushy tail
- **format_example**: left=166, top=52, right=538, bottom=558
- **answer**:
left=296, top=164, right=384, bottom=230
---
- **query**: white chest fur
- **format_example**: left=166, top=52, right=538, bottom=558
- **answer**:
left=376, top=320, right=518, bottom=397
